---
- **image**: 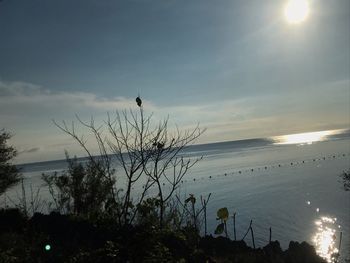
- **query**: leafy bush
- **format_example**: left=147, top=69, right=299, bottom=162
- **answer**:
left=42, top=153, right=115, bottom=217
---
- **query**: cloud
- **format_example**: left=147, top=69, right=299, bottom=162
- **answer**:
left=0, top=80, right=256, bottom=162
left=1, top=79, right=348, bottom=163
left=0, top=81, right=43, bottom=96
left=0, top=80, right=253, bottom=130
left=0, top=80, right=160, bottom=135
left=0, top=80, right=155, bottom=112
left=18, top=147, right=41, bottom=155
left=1, top=78, right=347, bottom=137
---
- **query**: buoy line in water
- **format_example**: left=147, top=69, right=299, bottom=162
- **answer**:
left=139, top=152, right=349, bottom=188
left=176, top=152, right=350, bottom=185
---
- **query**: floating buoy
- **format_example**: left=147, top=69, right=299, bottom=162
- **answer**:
left=175, top=153, right=347, bottom=186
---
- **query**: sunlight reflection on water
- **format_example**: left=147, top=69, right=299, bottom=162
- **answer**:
left=273, top=130, right=340, bottom=145
left=312, top=216, right=340, bottom=263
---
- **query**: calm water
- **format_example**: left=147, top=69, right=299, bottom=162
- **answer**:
left=4, top=129, right=350, bottom=262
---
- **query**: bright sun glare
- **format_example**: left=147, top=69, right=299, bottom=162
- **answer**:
left=274, top=130, right=336, bottom=145
left=284, top=0, right=310, bottom=24
left=313, top=216, right=339, bottom=263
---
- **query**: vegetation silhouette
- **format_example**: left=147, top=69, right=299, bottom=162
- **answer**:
left=0, top=130, right=21, bottom=196
left=0, top=101, right=338, bottom=262
left=0, top=204, right=328, bottom=262
left=47, top=98, right=204, bottom=227
left=341, top=170, right=350, bottom=191
left=42, top=152, right=115, bottom=217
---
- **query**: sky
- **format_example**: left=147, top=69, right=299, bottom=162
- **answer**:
left=0, top=0, right=349, bottom=163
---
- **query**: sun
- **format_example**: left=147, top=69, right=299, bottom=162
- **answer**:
left=284, top=0, right=310, bottom=24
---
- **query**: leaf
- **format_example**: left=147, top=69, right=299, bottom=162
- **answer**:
left=217, top=207, right=229, bottom=221
left=214, top=223, right=225, bottom=235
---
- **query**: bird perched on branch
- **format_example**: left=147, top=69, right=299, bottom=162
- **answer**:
left=136, top=96, right=142, bottom=107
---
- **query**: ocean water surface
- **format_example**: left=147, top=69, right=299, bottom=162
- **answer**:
left=4, top=129, right=350, bottom=262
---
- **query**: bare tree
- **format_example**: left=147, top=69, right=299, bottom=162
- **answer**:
left=140, top=117, right=203, bottom=227
left=105, top=109, right=155, bottom=225
left=105, top=105, right=204, bottom=227
left=6, top=179, right=46, bottom=217
left=52, top=100, right=204, bottom=227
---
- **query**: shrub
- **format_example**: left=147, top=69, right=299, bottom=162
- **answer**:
left=42, top=153, right=115, bottom=217
left=0, top=130, right=21, bottom=195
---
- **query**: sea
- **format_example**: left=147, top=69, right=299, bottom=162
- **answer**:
left=3, top=128, right=350, bottom=262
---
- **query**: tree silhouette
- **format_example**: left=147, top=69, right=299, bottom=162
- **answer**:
left=0, top=130, right=21, bottom=195
left=53, top=99, right=204, bottom=227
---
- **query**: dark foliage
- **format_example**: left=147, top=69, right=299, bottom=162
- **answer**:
left=0, top=209, right=328, bottom=263
left=0, top=130, right=21, bottom=195
left=198, top=236, right=326, bottom=263
left=0, top=208, right=26, bottom=232
left=42, top=153, right=115, bottom=217
left=341, top=170, right=350, bottom=191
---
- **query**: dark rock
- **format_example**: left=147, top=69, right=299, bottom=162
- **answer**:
left=263, top=240, right=283, bottom=255
left=284, top=241, right=326, bottom=263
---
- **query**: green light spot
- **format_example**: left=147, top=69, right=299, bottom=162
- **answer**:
left=45, top=244, right=51, bottom=251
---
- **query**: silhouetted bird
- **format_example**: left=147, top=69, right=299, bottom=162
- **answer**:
left=136, top=96, right=142, bottom=107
